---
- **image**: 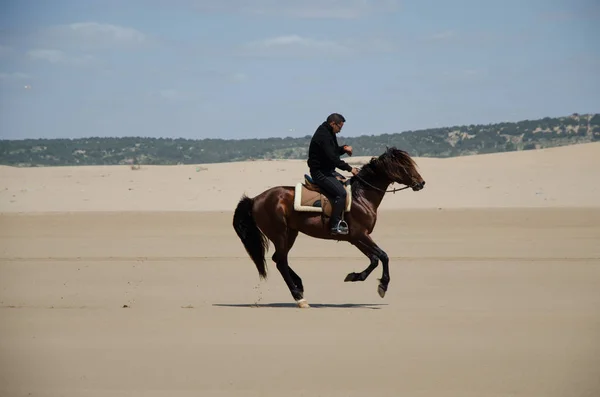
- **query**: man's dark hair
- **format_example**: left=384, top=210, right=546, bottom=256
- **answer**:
left=326, top=113, right=346, bottom=124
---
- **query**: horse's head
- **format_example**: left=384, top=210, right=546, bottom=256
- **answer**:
left=369, top=147, right=425, bottom=191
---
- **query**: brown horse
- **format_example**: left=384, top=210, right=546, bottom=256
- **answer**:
left=232, top=146, right=425, bottom=308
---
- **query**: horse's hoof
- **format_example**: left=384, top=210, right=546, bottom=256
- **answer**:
left=344, top=273, right=356, bottom=282
left=296, top=299, right=310, bottom=308
left=378, top=284, right=386, bottom=298
left=344, top=273, right=365, bottom=282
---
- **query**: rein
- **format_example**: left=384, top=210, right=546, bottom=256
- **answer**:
left=352, top=174, right=412, bottom=194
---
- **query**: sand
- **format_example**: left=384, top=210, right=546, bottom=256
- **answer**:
left=2, top=142, right=599, bottom=213
left=1, top=142, right=600, bottom=396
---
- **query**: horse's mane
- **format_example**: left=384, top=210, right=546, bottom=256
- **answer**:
left=351, top=146, right=417, bottom=198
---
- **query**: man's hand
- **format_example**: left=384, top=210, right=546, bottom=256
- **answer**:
left=343, top=145, right=353, bottom=156
left=351, top=167, right=360, bottom=176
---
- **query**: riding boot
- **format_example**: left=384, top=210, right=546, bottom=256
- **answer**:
left=330, top=198, right=348, bottom=235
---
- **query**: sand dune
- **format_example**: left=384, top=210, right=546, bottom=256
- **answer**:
left=1, top=143, right=599, bottom=396
left=1, top=142, right=599, bottom=213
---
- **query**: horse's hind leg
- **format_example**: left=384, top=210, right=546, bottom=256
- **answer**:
left=271, top=229, right=308, bottom=308
left=273, top=252, right=307, bottom=308
left=288, top=267, right=303, bottom=294
left=284, top=230, right=303, bottom=293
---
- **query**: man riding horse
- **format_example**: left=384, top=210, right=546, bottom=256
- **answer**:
left=307, top=113, right=360, bottom=236
left=233, top=121, right=426, bottom=307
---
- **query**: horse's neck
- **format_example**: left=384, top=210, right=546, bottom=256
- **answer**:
left=356, top=175, right=390, bottom=210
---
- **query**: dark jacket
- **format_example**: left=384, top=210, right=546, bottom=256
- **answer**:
left=307, top=122, right=352, bottom=174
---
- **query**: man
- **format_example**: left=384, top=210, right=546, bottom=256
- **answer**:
left=307, top=113, right=359, bottom=235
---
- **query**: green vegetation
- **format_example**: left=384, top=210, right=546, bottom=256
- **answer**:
left=1, top=113, right=598, bottom=167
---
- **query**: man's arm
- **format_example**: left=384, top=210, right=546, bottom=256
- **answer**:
left=339, top=145, right=352, bottom=156
left=315, top=131, right=353, bottom=172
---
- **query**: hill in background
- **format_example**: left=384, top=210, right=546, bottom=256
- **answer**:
left=1, top=113, right=598, bottom=167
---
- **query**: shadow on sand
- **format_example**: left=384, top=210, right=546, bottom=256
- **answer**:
left=213, top=302, right=387, bottom=309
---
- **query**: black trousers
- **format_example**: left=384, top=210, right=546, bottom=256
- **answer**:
left=310, top=169, right=347, bottom=225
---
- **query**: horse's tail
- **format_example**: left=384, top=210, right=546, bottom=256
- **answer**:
left=232, top=194, right=269, bottom=279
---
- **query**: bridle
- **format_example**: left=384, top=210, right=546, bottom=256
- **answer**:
left=352, top=174, right=415, bottom=194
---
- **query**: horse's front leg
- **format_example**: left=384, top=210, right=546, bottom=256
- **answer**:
left=344, top=242, right=379, bottom=282
left=373, top=245, right=389, bottom=298
left=346, top=237, right=390, bottom=298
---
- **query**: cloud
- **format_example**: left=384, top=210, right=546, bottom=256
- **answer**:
left=0, top=72, right=31, bottom=81
left=240, top=34, right=398, bottom=58
left=39, top=22, right=149, bottom=51
left=229, top=72, right=248, bottom=83
left=252, top=35, right=345, bottom=50
left=68, top=22, right=146, bottom=44
left=27, top=49, right=67, bottom=63
left=186, top=0, right=400, bottom=19
left=27, top=49, right=94, bottom=65
left=20, top=22, right=149, bottom=68
left=242, top=34, right=353, bottom=58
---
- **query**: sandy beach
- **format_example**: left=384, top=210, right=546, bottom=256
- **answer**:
left=1, top=142, right=600, bottom=396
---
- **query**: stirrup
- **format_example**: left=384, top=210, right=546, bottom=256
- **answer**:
left=330, top=220, right=349, bottom=235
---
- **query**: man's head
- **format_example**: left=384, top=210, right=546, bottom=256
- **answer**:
left=326, top=113, right=345, bottom=134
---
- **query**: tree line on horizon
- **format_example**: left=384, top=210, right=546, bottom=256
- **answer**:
left=1, top=113, right=598, bottom=167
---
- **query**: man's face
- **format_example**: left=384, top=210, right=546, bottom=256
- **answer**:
left=331, top=121, right=344, bottom=134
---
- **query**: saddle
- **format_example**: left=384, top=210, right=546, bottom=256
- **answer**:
left=302, top=173, right=349, bottom=192
left=293, top=173, right=352, bottom=217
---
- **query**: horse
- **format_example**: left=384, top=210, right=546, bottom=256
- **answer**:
left=232, top=146, right=426, bottom=308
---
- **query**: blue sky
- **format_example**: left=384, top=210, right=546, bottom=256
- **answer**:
left=0, top=0, right=598, bottom=140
